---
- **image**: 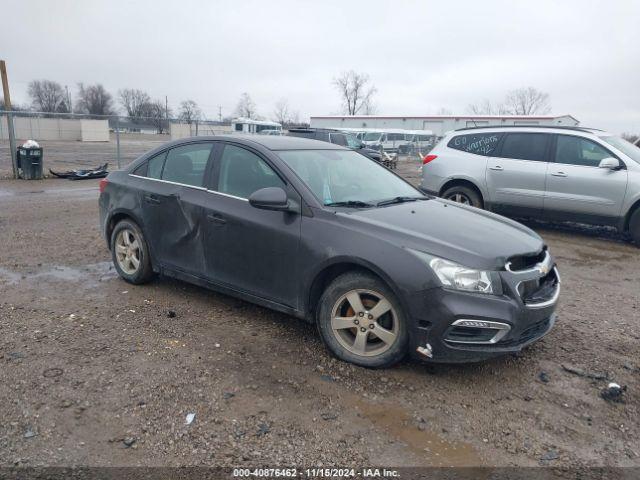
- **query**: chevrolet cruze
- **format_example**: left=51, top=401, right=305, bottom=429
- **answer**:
left=99, top=135, right=560, bottom=367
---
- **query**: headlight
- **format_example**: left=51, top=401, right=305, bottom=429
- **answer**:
left=409, top=250, right=501, bottom=295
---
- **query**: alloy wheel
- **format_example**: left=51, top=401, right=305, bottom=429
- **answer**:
left=330, top=289, right=399, bottom=357
left=447, top=192, right=471, bottom=205
left=115, top=229, right=141, bottom=275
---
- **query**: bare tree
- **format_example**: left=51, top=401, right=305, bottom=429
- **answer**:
left=178, top=100, right=202, bottom=124
left=273, top=98, right=290, bottom=125
left=119, top=88, right=151, bottom=119
left=142, top=99, right=172, bottom=134
left=466, top=99, right=505, bottom=115
left=333, top=71, right=376, bottom=115
left=503, top=87, right=550, bottom=115
left=27, top=80, right=69, bottom=113
left=235, top=93, right=256, bottom=119
left=435, top=107, right=453, bottom=115
left=75, top=83, right=115, bottom=116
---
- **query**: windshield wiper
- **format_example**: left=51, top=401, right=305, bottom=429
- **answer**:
left=324, top=200, right=375, bottom=208
left=376, top=196, right=428, bottom=207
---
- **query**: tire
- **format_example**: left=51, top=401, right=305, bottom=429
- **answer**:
left=316, top=271, right=408, bottom=368
left=110, top=219, right=154, bottom=284
left=629, top=209, right=640, bottom=246
left=441, top=185, right=483, bottom=208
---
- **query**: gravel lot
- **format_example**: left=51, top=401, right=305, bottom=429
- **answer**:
left=0, top=153, right=638, bottom=471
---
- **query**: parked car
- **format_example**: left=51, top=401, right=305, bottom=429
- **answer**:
left=400, top=130, right=435, bottom=154
left=287, top=127, right=381, bottom=162
left=258, top=129, right=283, bottom=136
left=99, top=135, right=559, bottom=367
left=420, top=126, right=640, bottom=245
left=362, top=129, right=410, bottom=152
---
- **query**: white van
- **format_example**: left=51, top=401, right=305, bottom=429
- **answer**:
left=361, top=129, right=410, bottom=152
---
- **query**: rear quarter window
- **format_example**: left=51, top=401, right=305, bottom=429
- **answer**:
left=448, top=133, right=502, bottom=156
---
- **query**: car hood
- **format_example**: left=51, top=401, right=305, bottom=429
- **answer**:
left=339, top=199, right=544, bottom=270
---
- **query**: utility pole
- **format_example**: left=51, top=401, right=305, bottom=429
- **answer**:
left=165, top=95, right=169, bottom=119
left=65, top=85, right=72, bottom=112
left=0, top=60, right=18, bottom=179
left=218, top=105, right=222, bottom=122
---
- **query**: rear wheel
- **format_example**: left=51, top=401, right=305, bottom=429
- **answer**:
left=442, top=185, right=483, bottom=208
left=629, top=209, right=640, bottom=246
left=317, top=272, right=408, bottom=368
left=110, top=219, right=154, bottom=284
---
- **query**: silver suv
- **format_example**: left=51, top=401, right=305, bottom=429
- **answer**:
left=420, top=126, right=640, bottom=244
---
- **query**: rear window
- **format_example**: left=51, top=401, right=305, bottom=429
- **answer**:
left=448, top=133, right=502, bottom=156
left=499, top=133, right=550, bottom=161
left=161, top=143, right=213, bottom=187
left=147, top=151, right=167, bottom=179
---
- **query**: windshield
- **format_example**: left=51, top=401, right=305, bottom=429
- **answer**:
left=344, top=133, right=361, bottom=149
left=599, top=135, right=640, bottom=163
left=277, top=149, right=421, bottom=206
left=363, top=132, right=382, bottom=141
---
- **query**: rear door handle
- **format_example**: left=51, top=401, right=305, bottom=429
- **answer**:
left=551, top=171, right=568, bottom=177
left=206, top=213, right=227, bottom=225
left=144, top=194, right=161, bottom=205
left=489, top=165, right=503, bottom=171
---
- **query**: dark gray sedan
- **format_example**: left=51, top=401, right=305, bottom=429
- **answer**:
left=99, top=135, right=560, bottom=367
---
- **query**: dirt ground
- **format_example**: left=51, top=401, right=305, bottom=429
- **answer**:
left=0, top=156, right=638, bottom=472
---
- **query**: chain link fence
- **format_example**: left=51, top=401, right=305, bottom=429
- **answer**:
left=0, top=111, right=233, bottom=178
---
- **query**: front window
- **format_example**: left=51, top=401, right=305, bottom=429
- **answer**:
left=599, top=135, right=640, bottom=164
left=363, top=132, right=382, bottom=142
left=277, top=150, right=421, bottom=206
left=217, top=144, right=285, bottom=198
left=555, top=135, right=612, bottom=167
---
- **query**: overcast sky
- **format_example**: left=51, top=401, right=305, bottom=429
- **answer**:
left=2, top=0, right=639, bottom=133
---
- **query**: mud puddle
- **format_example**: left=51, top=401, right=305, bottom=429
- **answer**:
left=305, top=374, right=481, bottom=467
left=0, top=261, right=115, bottom=287
left=352, top=396, right=481, bottom=466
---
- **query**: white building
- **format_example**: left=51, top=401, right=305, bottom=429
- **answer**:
left=310, top=114, right=579, bottom=138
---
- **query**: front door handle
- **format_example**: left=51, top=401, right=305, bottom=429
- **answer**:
left=551, top=171, right=568, bottom=177
left=489, top=165, right=503, bottom=171
left=206, top=213, right=227, bottom=225
left=144, top=194, right=161, bottom=205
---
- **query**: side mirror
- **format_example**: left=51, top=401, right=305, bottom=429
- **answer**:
left=248, top=187, right=290, bottom=211
left=598, top=157, right=621, bottom=170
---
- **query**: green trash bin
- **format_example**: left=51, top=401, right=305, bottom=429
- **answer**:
left=17, top=146, right=44, bottom=180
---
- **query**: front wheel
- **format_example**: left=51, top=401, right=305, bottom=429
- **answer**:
left=317, top=272, right=408, bottom=368
left=110, top=219, right=154, bottom=284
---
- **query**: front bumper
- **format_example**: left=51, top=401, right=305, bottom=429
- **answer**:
left=404, top=278, right=558, bottom=363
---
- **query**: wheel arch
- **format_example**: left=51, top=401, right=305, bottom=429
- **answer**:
left=623, top=198, right=640, bottom=232
left=105, top=210, right=146, bottom=250
left=439, top=178, right=485, bottom=208
left=305, top=257, right=404, bottom=323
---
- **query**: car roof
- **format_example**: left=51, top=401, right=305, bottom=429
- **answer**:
left=453, top=125, right=607, bottom=135
left=164, top=134, right=347, bottom=151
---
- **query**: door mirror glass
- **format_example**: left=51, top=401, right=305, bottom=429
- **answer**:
left=598, top=157, right=620, bottom=170
left=249, top=187, right=290, bottom=211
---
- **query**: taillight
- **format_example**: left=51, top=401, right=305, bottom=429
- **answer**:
left=99, top=178, right=109, bottom=193
left=423, top=154, right=438, bottom=164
